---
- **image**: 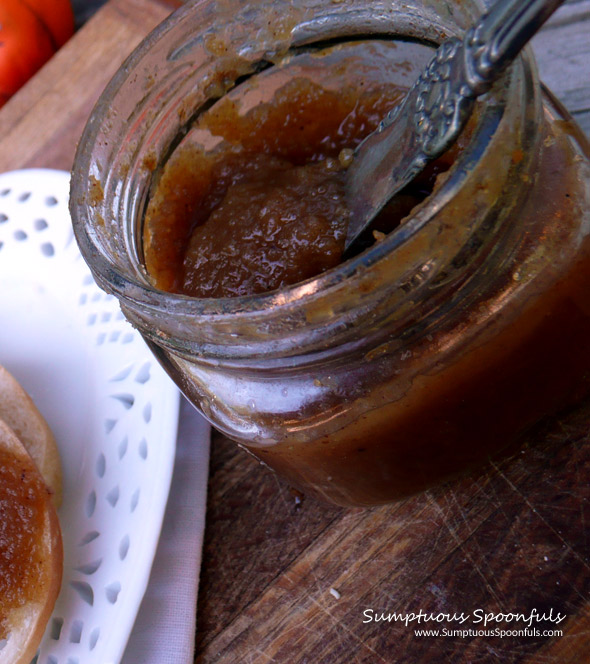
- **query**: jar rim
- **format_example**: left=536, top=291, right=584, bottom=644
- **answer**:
left=70, top=0, right=532, bottom=334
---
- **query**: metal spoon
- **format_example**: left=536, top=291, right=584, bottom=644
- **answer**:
left=344, top=0, right=566, bottom=250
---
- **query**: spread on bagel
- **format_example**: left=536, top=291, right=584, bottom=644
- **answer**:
left=0, top=443, right=53, bottom=630
left=0, top=367, right=63, bottom=664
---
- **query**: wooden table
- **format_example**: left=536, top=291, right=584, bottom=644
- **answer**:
left=2, top=1, right=590, bottom=662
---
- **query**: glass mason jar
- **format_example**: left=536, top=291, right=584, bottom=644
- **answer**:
left=70, top=0, right=590, bottom=507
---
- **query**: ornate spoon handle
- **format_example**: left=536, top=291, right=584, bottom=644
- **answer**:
left=468, top=0, right=565, bottom=92
left=345, top=0, right=566, bottom=250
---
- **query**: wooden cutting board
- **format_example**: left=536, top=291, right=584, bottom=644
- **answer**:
left=1, top=1, right=589, bottom=662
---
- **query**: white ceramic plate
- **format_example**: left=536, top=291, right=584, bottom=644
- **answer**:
left=0, top=169, right=180, bottom=664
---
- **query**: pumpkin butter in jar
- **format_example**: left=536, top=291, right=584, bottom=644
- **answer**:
left=143, top=41, right=460, bottom=297
left=141, top=37, right=590, bottom=506
left=72, top=0, right=590, bottom=507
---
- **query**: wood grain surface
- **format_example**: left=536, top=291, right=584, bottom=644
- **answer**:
left=0, top=1, right=589, bottom=663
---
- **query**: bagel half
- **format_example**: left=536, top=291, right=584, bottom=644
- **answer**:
left=0, top=364, right=62, bottom=506
left=0, top=418, right=63, bottom=664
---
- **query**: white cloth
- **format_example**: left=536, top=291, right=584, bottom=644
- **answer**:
left=121, top=397, right=210, bottom=664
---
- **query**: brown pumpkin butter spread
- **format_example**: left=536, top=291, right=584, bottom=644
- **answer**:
left=0, top=449, right=49, bottom=635
left=182, top=155, right=349, bottom=297
left=143, top=61, right=463, bottom=296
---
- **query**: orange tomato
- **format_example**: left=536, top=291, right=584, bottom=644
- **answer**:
left=0, top=0, right=74, bottom=107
